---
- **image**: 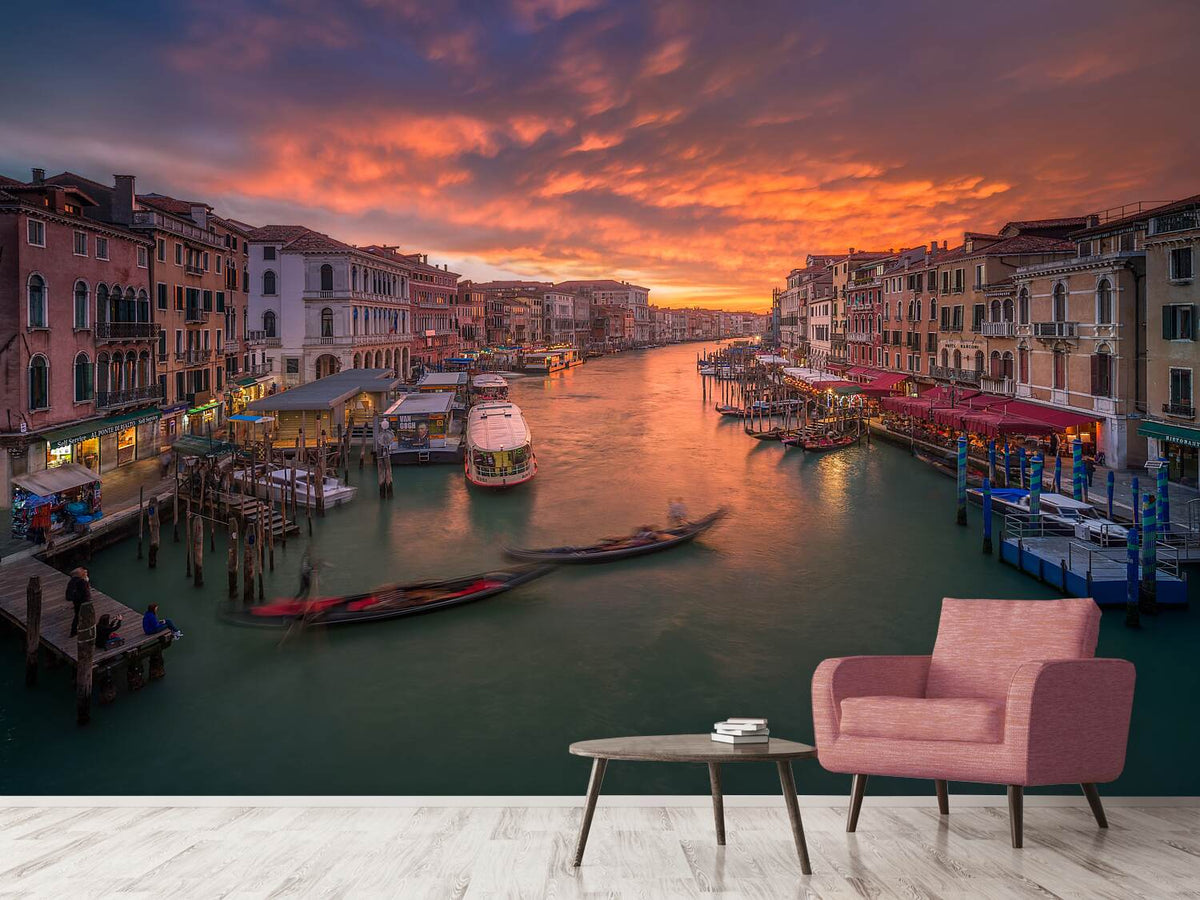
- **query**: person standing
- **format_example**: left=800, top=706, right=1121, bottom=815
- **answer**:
left=67, top=567, right=90, bottom=636
left=1085, top=455, right=1096, bottom=489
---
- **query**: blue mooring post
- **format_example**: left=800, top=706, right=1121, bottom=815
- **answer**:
left=1072, top=438, right=1084, bottom=501
left=1132, top=476, right=1140, bottom=525
left=1053, top=454, right=1062, bottom=494
left=1125, top=524, right=1140, bottom=628
left=982, top=476, right=993, bottom=554
left=1018, top=446, right=1027, bottom=488
left=1140, top=493, right=1158, bottom=615
left=1003, top=442, right=1011, bottom=487
left=1107, top=470, right=1115, bottom=520
left=956, top=435, right=968, bottom=526
left=1030, top=454, right=1043, bottom=516
left=1157, top=462, right=1170, bottom=533
left=988, top=440, right=996, bottom=486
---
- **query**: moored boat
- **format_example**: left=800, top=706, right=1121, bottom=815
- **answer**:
left=465, top=401, right=537, bottom=488
left=471, top=373, right=509, bottom=402
left=233, top=466, right=358, bottom=507
left=802, top=432, right=860, bottom=452
left=715, top=404, right=744, bottom=416
left=506, top=508, right=727, bottom=563
left=227, top=565, right=554, bottom=627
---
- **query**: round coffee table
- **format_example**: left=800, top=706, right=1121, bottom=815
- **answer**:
left=568, top=734, right=817, bottom=874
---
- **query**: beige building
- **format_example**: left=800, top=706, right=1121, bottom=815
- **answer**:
left=1140, top=195, right=1199, bottom=487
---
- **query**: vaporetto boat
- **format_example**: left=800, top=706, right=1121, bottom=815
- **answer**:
left=464, top=402, right=537, bottom=488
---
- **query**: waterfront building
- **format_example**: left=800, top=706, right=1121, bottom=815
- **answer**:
left=573, top=294, right=594, bottom=348
left=827, top=250, right=890, bottom=370
left=847, top=255, right=894, bottom=368
left=1140, top=195, right=1199, bottom=486
left=0, top=170, right=161, bottom=503
left=1010, top=211, right=1153, bottom=468
left=454, top=282, right=487, bottom=350
left=881, top=244, right=941, bottom=381
left=546, top=290, right=577, bottom=344
left=394, top=251, right=459, bottom=367
left=246, top=226, right=413, bottom=387
left=554, top=280, right=650, bottom=347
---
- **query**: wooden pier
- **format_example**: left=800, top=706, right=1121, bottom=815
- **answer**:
left=0, top=556, right=172, bottom=723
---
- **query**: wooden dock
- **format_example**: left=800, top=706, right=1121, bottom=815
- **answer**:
left=0, top=556, right=172, bottom=721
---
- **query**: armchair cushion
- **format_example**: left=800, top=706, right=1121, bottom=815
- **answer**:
left=840, top=696, right=1004, bottom=744
left=926, top=598, right=1100, bottom=701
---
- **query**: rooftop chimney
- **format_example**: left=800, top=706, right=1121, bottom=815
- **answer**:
left=942, top=240, right=948, bottom=250
left=112, top=175, right=136, bottom=225
left=190, top=204, right=208, bottom=229
left=930, top=240, right=937, bottom=252
left=31, top=168, right=45, bottom=183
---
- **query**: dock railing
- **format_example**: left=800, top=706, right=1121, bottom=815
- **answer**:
left=1066, top=539, right=1180, bottom=581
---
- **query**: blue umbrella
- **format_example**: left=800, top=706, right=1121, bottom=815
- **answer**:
left=1106, top=470, right=1115, bottom=520
left=1125, top=524, right=1139, bottom=628
left=956, top=435, right=968, bottom=526
left=982, top=476, right=993, bottom=554
left=1072, top=438, right=1084, bottom=501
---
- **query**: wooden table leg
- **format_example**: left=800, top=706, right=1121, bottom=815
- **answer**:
left=777, top=760, right=812, bottom=875
left=708, top=762, right=725, bottom=846
left=573, top=758, right=607, bottom=867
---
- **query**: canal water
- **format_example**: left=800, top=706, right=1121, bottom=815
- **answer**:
left=2, top=341, right=1196, bottom=796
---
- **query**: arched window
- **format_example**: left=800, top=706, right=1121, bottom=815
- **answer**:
left=96, top=352, right=110, bottom=393
left=929, top=299, right=937, bottom=321
left=1052, top=283, right=1068, bottom=322
left=1018, top=288, right=1029, bottom=325
left=1053, top=348, right=1067, bottom=390
left=974, top=350, right=984, bottom=372
left=1091, top=347, right=1112, bottom=398
left=137, top=289, right=150, bottom=323
left=137, top=351, right=151, bottom=387
left=74, top=352, right=93, bottom=402
left=990, top=299, right=1002, bottom=322
left=28, top=274, right=47, bottom=327
left=1002, top=351, right=1014, bottom=380
left=29, top=355, right=49, bottom=409
left=1018, top=347, right=1030, bottom=383
left=952, top=349, right=962, bottom=369
left=74, top=281, right=89, bottom=329
left=941, top=348, right=949, bottom=368
left=263, top=310, right=276, bottom=337
left=111, top=351, right=125, bottom=391
left=352, top=267, right=358, bottom=291
left=352, top=353, right=361, bottom=369
left=1002, top=298, right=1014, bottom=322
left=123, top=287, right=136, bottom=323
left=990, top=350, right=1003, bottom=378
left=96, top=284, right=109, bottom=324
left=1096, top=278, right=1113, bottom=325
left=320, top=264, right=334, bottom=292
left=263, top=270, right=277, bottom=295
left=321, top=307, right=334, bottom=338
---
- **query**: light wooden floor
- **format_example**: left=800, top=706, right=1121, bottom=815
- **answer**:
left=1, top=802, right=1197, bottom=898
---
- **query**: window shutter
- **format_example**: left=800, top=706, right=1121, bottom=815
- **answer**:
left=1163, top=308, right=1175, bottom=341
left=1187, top=305, right=1197, bottom=341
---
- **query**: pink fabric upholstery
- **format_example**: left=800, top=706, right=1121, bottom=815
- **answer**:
left=811, top=598, right=1135, bottom=787
left=926, top=598, right=1100, bottom=701
left=840, top=697, right=1004, bottom=744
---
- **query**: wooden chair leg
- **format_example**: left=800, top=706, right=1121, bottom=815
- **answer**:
left=1007, top=785, right=1023, bottom=849
left=1081, top=783, right=1108, bottom=829
left=846, top=774, right=868, bottom=832
left=935, top=779, right=949, bottom=815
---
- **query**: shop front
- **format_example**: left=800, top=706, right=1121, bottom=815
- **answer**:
left=228, top=375, right=273, bottom=416
left=185, top=400, right=222, bottom=437
left=41, top=409, right=162, bottom=475
left=1139, top=420, right=1200, bottom=488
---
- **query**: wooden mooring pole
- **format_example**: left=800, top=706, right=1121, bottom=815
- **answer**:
left=137, top=486, right=144, bottom=560
left=24, top=575, right=41, bottom=686
left=148, top=500, right=160, bottom=568
left=75, top=600, right=95, bottom=726
left=192, top=511, right=204, bottom=587
left=227, top=516, right=239, bottom=599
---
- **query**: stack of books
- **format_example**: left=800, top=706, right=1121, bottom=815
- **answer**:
left=711, top=717, right=769, bottom=744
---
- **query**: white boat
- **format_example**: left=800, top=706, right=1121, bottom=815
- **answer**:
left=464, top=402, right=536, bottom=488
left=233, top=467, right=358, bottom=508
left=1015, top=492, right=1128, bottom=545
left=471, top=373, right=509, bottom=401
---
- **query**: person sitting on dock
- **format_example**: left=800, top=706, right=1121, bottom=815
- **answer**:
left=95, top=613, right=123, bottom=650
left=67, top=567, right=90, bottom=636
left=142, top=603, right=182, bottom=640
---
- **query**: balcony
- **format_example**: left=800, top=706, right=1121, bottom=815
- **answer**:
left=174, top=349, right=212, bottom=365
left=185, top=307, right=208, bottom=324
left=95, top=384, right=163, bottom=409
left=981, top=321, right=1015, bottom=338
left=1163, top=401, right=1196, bottom=419
left=1033, top=321, right=1078, bottom=339
left=130, top=209, right=226, bottom=249
left=930, top=365, right=982, bottom=386
left=939, top=321, right=964, bottom=333
left=981, top=375, right=1015, bottom=396
left=185, top=263, right=204, bottom=276
left=244, top=362, right=274, bottom=377
left=1149, top=207, right=1200, bottom=236
left=847, top=331, right=873, bottom=343
left=245, top=330, right=281, bottom=347
left=94, top=322, right=160, bottom=342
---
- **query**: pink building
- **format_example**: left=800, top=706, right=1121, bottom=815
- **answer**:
left=0, top=170, right=161, bottom=505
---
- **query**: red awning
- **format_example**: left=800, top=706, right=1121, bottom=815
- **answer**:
left=984, top=399, right=1099, bottom=431
left=960, top=410, right=1057, bottom=438
left=846, top=366, right=871, bottom=377
left=861, top=372, right=909, bottom=395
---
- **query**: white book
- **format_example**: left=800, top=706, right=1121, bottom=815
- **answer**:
left=714, top=724, right=769, bottom=736
left=725, top=717, right=768, bottom=726
left=711, top=733, right=769, bottom=744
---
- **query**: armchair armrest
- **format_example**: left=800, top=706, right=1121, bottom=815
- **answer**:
left=812, top=655, right=931, bottom=748
left=1004, top=658, right=1135, bottom=786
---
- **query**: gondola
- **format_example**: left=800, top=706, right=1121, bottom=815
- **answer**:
left=802, top=432, right=860, bottom=452
left=745, top=427, right=785, bottom=441
left=715, top=404, right=744, bottom=416
left=224, top=564, right=554, bottom=627
left=913, top=448, right=984, bottom=485
left=506, top=508, right=728, bottom=563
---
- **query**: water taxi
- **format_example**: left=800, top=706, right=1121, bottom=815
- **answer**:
left=471, top=373, right=509, bottom=402
left=465, top=402, right=536, bottom=488
left=522, top=348, right=582, bottom=374
left=377, top=392, right=464, bottom=465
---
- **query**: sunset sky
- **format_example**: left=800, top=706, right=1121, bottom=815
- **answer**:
left=3, top=0, right=1198, bottom=311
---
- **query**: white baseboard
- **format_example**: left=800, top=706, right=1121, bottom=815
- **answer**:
left=1, top=795, right=1196, bottom=808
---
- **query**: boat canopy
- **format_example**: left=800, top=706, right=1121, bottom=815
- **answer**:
left=472, top=374, right=509, bottom=387
left=467, top=402, right=531, bottom=452
left=417, top=372, right=468, bottom=389
left=386, top=392, right=454, bottom=416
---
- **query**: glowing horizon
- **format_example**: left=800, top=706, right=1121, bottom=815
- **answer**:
left=2, top=1, right=1197, bottom=314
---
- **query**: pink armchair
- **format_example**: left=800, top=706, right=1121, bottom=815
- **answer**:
left=812, top=598, right=1135, bottom=848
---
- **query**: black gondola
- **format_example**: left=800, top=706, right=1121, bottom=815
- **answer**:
left=506, top=509, right=727, bottom=563
left=225, top=564, right=554, bottom=627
